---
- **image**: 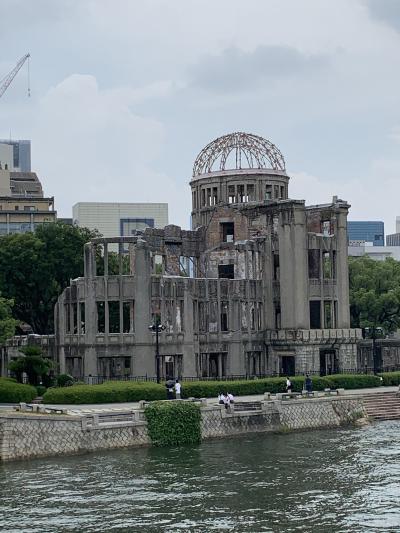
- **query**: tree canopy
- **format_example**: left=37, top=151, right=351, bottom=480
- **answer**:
left=0, top=294, right=18, bottom=345
left=349, top=256, right=400, bottom=334
left=0, top=222, right=98, bottom=334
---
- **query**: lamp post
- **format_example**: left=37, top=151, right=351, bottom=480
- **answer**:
left=149, top=320, right=166, bottom=383
left=364, top=326, right=384, bottom=374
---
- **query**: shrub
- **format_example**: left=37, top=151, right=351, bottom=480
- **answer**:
left=144, top=401, right=201, bottom=446
left=327, top=374, right=381, bottom=389
left=57, top=374, right=74, bottom=387
left=36, top=385, right=46, bottom=396
left=378, top=371, right=400, bottom=386
left=43, top=381, right=166, bottom=404
left=0, top=377, right=37, bottom=403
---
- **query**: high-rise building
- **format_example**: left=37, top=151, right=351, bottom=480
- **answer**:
left=347, top=221, right=384, bottom=246
left=72, top=202, right=169, bottom=238
left=0, top=167, right=56, bottom=235
left=0, top=140, right=31, bottom=172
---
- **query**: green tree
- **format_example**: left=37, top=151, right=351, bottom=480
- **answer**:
left=0, top=294, right=18, bottom=345
left=349, top=256, right=400, bottom=333
left=8, top=345, right=52, bottom=385
left=0, top=222, right=98, bottom=334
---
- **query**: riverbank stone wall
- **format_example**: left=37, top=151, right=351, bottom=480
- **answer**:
left=0, top=396, right=365, bottom=462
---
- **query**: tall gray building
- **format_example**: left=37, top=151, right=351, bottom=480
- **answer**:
left=55, top=132, right=361, bottom=381
left=0, top=139, right=31, bottom=172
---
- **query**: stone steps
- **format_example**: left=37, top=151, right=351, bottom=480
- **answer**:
left=362, top=392, right=400, bottom=421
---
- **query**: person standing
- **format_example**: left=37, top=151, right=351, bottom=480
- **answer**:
left=305, top=375, right=313, bottom=393
left=166, top=380, right=174, bottom=400
left=175, top=379, right=182, bottom=399
left=286, top=377, right=292, bottom=393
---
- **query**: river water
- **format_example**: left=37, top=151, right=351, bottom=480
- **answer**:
left=0, top=421, right=399, bottom=532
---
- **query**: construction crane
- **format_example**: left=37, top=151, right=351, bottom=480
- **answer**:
left=0, top=53, right=30, bottom=99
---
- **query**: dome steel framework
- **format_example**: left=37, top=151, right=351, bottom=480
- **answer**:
left=193, top=132, right=285, bottom=177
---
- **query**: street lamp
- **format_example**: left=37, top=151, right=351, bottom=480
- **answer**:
left=364, top=326, right=384, bottom=374
left=149, top=320, right=166, bottom=383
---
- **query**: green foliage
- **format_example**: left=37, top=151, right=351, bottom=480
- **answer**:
left=42, top=381, right=166, bottom=404
left=144, top=401, right=201, bottom=446
left=0, top=294, right=18, bottom=345
left=8, top=346, right=52, bottom=386
left=36, top=385, right=47, bottom=396
left=0, top=377, right=37, bottom=402
left=349, top=256, right=400, bottom=333
left=181, top=378, right=287, bottom=398
left=57, top=374, right=74, bottom=387
left=326, top=374, right=381, bottom=389
left=0, top=222, right=99, bottom=334
left=378, top=371, right=400, bottom=386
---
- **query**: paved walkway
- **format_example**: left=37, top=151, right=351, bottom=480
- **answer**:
left=1, top=385, right=396, bottom=415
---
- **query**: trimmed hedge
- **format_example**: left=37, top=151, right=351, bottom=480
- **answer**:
left=378, top=372, right=400, bottom=386
left=326, top=374, right=381, bottom=389
left=0, top=378, right=37, bottom=403
left=145, top=401, right=201, bottom=446
left=42, top=381, right=166, bottom=404
left=41, top=373, right=390, bottom=404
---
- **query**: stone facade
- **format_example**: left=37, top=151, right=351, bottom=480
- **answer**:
left=0, top=396, right=364, bottom=461
left=50, top=132, right=361, bottom=381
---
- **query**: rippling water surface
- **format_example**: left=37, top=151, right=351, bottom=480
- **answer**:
left=1, top=421, right=400, bottom=532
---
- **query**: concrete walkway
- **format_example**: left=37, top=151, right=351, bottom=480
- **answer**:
left=0, top=385, right=396, bottom=415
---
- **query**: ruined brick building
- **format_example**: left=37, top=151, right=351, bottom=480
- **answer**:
left=55, top=132, right=361, bottom=380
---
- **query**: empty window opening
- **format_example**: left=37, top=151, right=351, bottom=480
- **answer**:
left=176, top=301, right=184, bottom=333
left=220, top=302, right=229, bottom=332
left=199, top=301, right=208, bottom=332
left=274, top=185, right=279, bottom=199
left=97, top=301, right=105, bottom=333
left=324, top=301, right=333, bottom=329
left=212, top=187, right=218, bottom=205
left=238, top=184, right=245, bottom=203
left=209, top=301, right=218, bottom=332
left=247, top=184, right=255, bottom=201
left=80, top=302, right=85, bottom=334
left=65, top=304, right=71, bottom=333
left=207, top=188, right=212, bottom=206
left=250, top=303, right=255, bottom=330
left=228, top=185, right=236, bottom=204
left=151, top=300, right=161, bottom=327
left=280, top=185, right=285, bottom=199
left=275, top=305, right=281, bottom=329
left=257, top=302, right=263, bottom=329
left=322, top=220, right=331, bottom=236
left=123, top=301, right=133, bottom=333
left=153, top=254, right=163, bottom=275
left=73, top=303, right=78, bottom=334
left=273, top=254, right=280, bottom=281
left=218, top=264, right=234, bottom=279
left=323, top=252, right=332, bottom=279
left=310, top=301, right=321, bottom=329
left=221, top=222, right=234, bottom=243
left=108, top=301, right=120, bottom=333
left=241, top=301, right=248, bottom=330
left=308, top=249, right=320, bottom=279
left=265, top=184, right=272, bottom=200
left=201, top=189, right=206, bottom=207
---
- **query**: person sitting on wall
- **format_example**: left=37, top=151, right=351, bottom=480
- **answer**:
left=286, top=377, right=292, bottom=393
left=305, top=375, right=313, bottom=393
left=223, top=392, right=231, bottom=410
left=218, top=392, right=225, bottom=405
left=175, top=379, right=182, bottom=399
left=227, top=392, right=234, bottom=404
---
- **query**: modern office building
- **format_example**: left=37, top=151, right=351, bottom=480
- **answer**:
left=348, top=243, right=400, bottom=261
left=0, top=167, right=56, bottom=235
left=347, top=221, right=384, bottom=246
left=72, top=203, right=169, bottom=238
left=386, top=233, right=400, bottom=246
left=55, top=132, right=361, bottom=381
left=0, top=140, right=31, bottom=172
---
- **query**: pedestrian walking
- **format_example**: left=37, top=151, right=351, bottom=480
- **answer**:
left=286, top=377, right=292, bottom=393
left=305, top=375, right=313, bottom=393
left=166, top=380, right=175, bottom=400
left=175, top=379, right=182, bottom=399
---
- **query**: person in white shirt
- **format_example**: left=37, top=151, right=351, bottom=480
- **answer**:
left=175, top=379, right=182, bottom=399
left=286, top=377, right=292, bottom=393
left=218, top=393, right=225, bottom=405
left=227, top=392, right=234, bottom=404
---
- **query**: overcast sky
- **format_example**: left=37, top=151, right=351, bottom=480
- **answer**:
left=1, top=0, right=400, bottom=233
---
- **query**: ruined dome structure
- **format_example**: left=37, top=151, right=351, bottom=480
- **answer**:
left=192, top=132, right=286, bottom=176
left=190, top=132, right=290, bottom=229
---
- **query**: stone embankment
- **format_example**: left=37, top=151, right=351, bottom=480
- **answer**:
left=0, top=394, right=365, bottom=462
